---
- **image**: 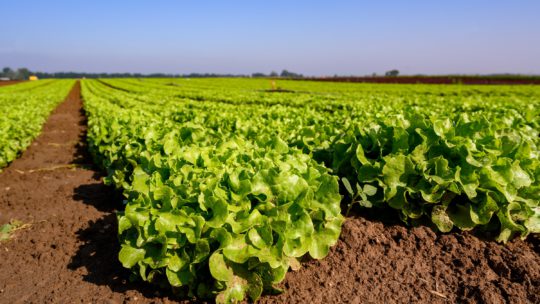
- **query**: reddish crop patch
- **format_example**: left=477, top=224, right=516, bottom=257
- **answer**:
left=0, top=81, right=24, bottom=87
left=302, top=76, right=540, bottom=85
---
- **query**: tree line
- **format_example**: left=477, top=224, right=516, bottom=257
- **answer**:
left=1, top=67, right=32, bottom=80
left=1, top=67, right=422, bottom=80
left=0, top=67, right=305, bottom=80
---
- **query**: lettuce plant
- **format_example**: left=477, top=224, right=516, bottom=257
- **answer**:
left=334, top=113, right=539, bottom=242
left=115, top=137, right=343, bottom=302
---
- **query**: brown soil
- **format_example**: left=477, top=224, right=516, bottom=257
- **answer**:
left=261, top=216, right=540, bottom=304
left=0, top=82, right=539, bottom=304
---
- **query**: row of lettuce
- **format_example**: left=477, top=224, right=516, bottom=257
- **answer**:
left=0, top=80, right=75, bottom=170
left=82, top=79, right=344, bottom=302
left=81, top=78, right=539, bottom=303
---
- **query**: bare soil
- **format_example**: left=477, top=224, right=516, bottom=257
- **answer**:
left=0, top=82, right=538, bottom=304
left=261, top=216, right=540, bottom=304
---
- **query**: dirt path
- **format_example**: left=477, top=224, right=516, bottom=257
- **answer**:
left=0, top=82, right=538, bottom=303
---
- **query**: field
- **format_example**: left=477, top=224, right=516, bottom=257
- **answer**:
left=0, top=79, right=539, bottom=303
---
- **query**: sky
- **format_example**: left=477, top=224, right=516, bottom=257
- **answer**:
left=1, top=1, right=539, bottom=76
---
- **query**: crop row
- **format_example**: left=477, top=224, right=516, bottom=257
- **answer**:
left=91, top=78, right=540, bottom=240
left=82, top=79, right=344, bottom=302
left=0, top=80, right=75, bottom=169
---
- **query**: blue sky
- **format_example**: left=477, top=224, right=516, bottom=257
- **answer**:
left=1, top=1, right=539, bottom=75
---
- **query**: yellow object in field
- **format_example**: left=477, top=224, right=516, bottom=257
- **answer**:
left=29, top=75, right=38, bottom=81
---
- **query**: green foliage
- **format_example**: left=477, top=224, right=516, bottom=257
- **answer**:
left=116, top=138, right=343, bottom=301
left=0, top=220, right=28, bottom=241
left=82, top=80, right=343, bottom=302
left=334, top=114, right=540, bottom=242
left=82, top=78, right=540, bottom=302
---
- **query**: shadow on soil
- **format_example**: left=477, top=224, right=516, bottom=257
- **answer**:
left=70, top=107, right=101, bottom=175
left=69, top=182, right=178, bottom=300
left=72, top=181, right=122, bottom=213
left=66, top=98, right=180, bottom=301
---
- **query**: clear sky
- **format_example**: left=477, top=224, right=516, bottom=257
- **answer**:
left=1, top=1, right=539, bottom=75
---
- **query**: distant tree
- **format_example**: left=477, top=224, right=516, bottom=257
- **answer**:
left=251, top=72, right=267, bottom=78
left=279, top=69, right=303, bottom=78
left=16, top=68, right=31, bottom=80
left=385, top=69, right=399, bottom=77
left=269, top=71, right=279, bottom=77
left=0, top=66, right=253, bottom=79
left=1, top=67, right=15, bottom=79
